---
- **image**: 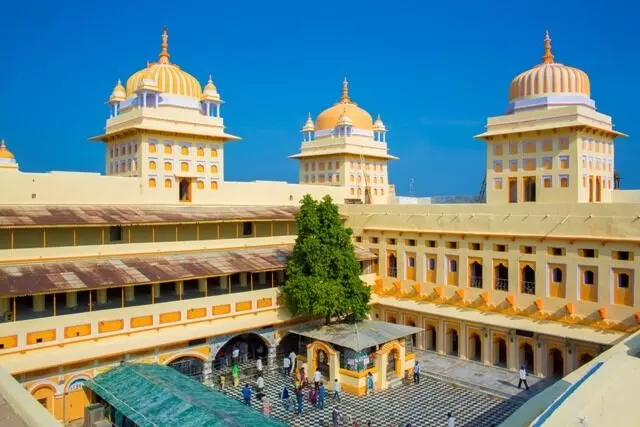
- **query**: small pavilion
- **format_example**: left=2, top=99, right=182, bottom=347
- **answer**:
left=287, top=320, right=422, bottom=395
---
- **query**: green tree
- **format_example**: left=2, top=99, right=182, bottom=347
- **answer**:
left=283, top=194, right=371, bottom=324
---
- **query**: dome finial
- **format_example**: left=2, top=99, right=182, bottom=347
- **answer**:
left=159, top=26, right=170, bottom=64
left=341, top=76, right=350, bottom=103
left=0, top=139, right=6, bottom=151
left=542, top=30, right=554, bottom=64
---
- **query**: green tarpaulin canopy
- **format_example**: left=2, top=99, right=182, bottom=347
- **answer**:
left=85, top=363, right=286, bottom=427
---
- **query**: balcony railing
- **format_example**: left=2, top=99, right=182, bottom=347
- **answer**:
left=469, top=276, right=483, bottom=289
left=521, top=281, right=536, bottom=295
left=495, top=278, right=509, bottom=291
left=388, top=267, right=398, bottom=278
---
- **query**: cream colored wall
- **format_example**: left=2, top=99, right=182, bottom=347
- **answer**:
left=104, top=135, right=142, bottom=177
left=613, top=189, right=640, bottom=202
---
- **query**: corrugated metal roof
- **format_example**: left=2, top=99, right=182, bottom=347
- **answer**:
left=0, top=205, right=297, bottom=228
left=0, top=245, right=376, bottom=296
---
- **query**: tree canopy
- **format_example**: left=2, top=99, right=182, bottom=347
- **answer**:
left=282, top=194, right=371, bottom=324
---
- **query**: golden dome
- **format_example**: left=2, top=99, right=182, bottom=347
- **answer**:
left=301, top=112, right=315, bottom=132
left=315, top=78, right=373, bottom=131
left=109, top=80, right=126, bottom=103
left=0, top=139, right=15, bottom=159
left=125, top=28, right=202, bottom=100
left=509, top=31, right=590, bottom=101
left=373, top=114, right=386, bottom=131
left=201, top=75, right=220, bottom=102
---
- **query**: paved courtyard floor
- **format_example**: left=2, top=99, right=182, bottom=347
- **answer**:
left=219, top=350, right=553, bottom=426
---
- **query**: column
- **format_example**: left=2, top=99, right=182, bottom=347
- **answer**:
left=566, top=343, right=575, bottom=373
left=459, top=323, right=467, bottom=360
left=240, top=273, right=248, bottom=288
left=535, top=340, right=544, bottom=377
left=32, top=295, right=46, bottom=313
left=437, top=319, right=445, bottom=354
left=483, top=329, right=492, bottom=365
left=220, top=276, right=228, bottom=290
left=258, top=272, right=266, bottom=286
left=198, top=278, right=207, bottom=293
left=267, top=342, right=276, bottom=368
left=97, top=289, right=108, bottom=305
left=66, top=291, right=78, bottom=309
left=152, top=284, right=161, bottom=300
left=175, top=280, right=184, bottom=297
left=507, top=332, right=518, bottom=371
left=125, top=286, right=135, bottom=302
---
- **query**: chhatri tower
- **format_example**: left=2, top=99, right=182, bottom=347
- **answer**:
left=290, top=78, right=398, bottom=204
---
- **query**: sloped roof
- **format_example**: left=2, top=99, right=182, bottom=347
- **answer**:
left=85, top=363, right=286, bottom=427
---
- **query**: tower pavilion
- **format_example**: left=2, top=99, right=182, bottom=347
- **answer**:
left=475, top=31, right=626, bottom=204
left=91, top=27, right=239, bottom=203
left=289, top=78, right=398, bottom=204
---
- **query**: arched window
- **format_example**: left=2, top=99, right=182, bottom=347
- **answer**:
left=181, top=162, right=189, bottom=172
left=149, top=143, right=156, bottom=153
left=618, top=273, right=630, bottom=289
left=164, top=178, right=172, bottom=188
left=197, top=180, right=204, bottom=190
left=210, top=181, right=218, bottom=190
left=115, top=147, right=119, bottom=156
left=584, top=270, right=595, bottom=285
left=211, top=165, right=218, bottom=174
left=374, top=189, right=378, bottom=195
left=449, top=259, right=457, bottom=273
left=196, top=164, right=204, bottom=173
left=181, top=146, right=189, bottom=155
left=357, top=188, right=362, bottom=196
left=115, top=163, right=119, bottom=173
left=149, top=160, right=156, bottom=170
left=164, top=162, right=172, bottom=171
left=350, top=175, right=354, bottom=183
left=148, top=178, right=156, bottom=188
left=350, top=188, right=355, bottom=195
left=109, top=147, right=113, bottom=158
left=552, top=268, right=563, bottom=283
left=109, top=163, right=114, bottom=174
left=211, top=148, right=218, bottom=158
left=197, top=147, right=204, bottom=156
left=164, top=144, right=172, bottom=154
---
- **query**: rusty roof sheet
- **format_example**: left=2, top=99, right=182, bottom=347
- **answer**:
left=0, top=205, right=298, bottom=228
left=0, top=245, right=376, bottom=296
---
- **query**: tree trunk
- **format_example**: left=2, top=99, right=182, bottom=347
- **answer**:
left=325, top=314, right=331, bottom=325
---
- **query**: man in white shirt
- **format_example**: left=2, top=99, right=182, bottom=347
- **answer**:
left=256, top=375, right=264, bottom=394
left=232, top=345, right=240, bottom=364
left=314, top=369, right=322, bottom=390
left=289, top=351, right=296, bottom=372
left=518, top=365, right=530, bottom=390
left=332, top=378, right=341, bottom=402
left=447, top=412, right=456, bottom=427
left=283, top=356, right=291, bottom=377
left=256, top=357, right=263, bottom=374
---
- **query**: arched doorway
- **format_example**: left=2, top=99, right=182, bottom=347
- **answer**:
left=32, top=385, right=55, bottom=415
left=387, top=349, right=398, bottom=380
left=494, top=263, right=509, bottom=291
left=520, top=343, right=534, bottom=373
left=179, top=179, right=192, bottom=202
left=65, top=377, right=90, bottom=422
left=521, top=265, right=536, bottom=295
left=494, top=338, right=507, bottom=367
left=470, top=261, right=483, bottom=288
left=468, top=333, right=482, bottom=361
left=388, top=253, right=398, bottom=278
left=316, top=348, right=329, bottom=378
left=425, top=324, right=437, bottom=351
left=447, top=329, right=459, bottom=356
left=277, top=332, right=302, bottom=358
left=215, top=333, right=269, bottom=369
left=548, top=348, right=564, bottom=378
left=578, top=353, right=594, bottom=367
left=168, top=356, right=205, bottom=382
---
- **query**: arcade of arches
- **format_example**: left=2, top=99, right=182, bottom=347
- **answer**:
left=373, top=306, right=604, bottom=379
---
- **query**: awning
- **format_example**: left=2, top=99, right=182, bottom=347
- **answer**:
left=289, top=319, right=422, bottom=352
left=85, top=363, right=286, bottom=427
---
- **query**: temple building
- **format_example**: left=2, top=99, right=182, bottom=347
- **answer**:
left=0, top=29, right=639, bottom=426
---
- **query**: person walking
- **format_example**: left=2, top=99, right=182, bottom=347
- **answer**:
left=289, top=350, right=297, bottom=373
left=332, top=406, right=340, bottom=427
left=318, top=382, right=326, bottom=409
left=295, top=386, right=304, bottom=414
left=232, top=345, right=240, bottom=365
left=280, top=385, right=291, bottom=411
left=447, top=412, right=456, bottom=427
left=242, top=384, right=252, bottom=406
left=367, top=372, right=375, bottom=394
left=283, top=355, right=291, bottom=377
left=256, top=374, right=264, bottom=397
left=413, top=360, right=421, bottom=384
left=232, top=363, right=239, bottom=387
left=314, top=368, right=322, bottom=390
left=332, top=378, right=341, bottom=402
left=262, top=396, right=272, bottom=417
left=256, top=357, right=263, bottom=375
left=219, top=374, right=226, bottom=390
left=308, top=386, right=318, bottom=407
left=518, top=365, right=530, bottom=390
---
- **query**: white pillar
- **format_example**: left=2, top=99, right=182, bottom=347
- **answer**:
left=240, top=273, right=248, bottom=288
left=142, top=91, right=146, bottom=108
left=97, top=289, right=108, bottom=305
left=220, top=276, right=228, bottom=290
left=437, top=319, right=445, bottom=354
left=125, top=286, right=135, bottom=302
left=507, top=333, right=518, bottom=371
left=459, top=324, right=467, bottom=360
left=152, top=284, right=161, bottom=299
left=198, top=278, right=207, bottom=293
left=66, top=291, right=77, bottom=309
left=175, top=280, right=184, bottom=296
left=216, top=104, right=220, bottom=117
left=32, top=295, right=46, bottom=313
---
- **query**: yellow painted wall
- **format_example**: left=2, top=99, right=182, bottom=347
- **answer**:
left=98, top=319, right=124, bottom=333
left=32, top=386, right=55, bottom=417
left=131, top=315, right=153, bottom=328
left=187, top=307, right=207, bottom=319
left=213, top=304, right=231, bottom=315
left=236, top=301, right=252, bottom=312
left=0, top=335, right=17, bottom=349
left=64, top=324, right=91, bottom=339
left=27, top=329, right=56, bottom=345
left=159, top=311, right=181, bottom=324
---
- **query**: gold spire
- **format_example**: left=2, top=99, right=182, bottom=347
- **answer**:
left=159, top=26, right=170, bottom=64
left=542, top=30, right=554, bottom=64
left=340, top=77, right=350, bottom=103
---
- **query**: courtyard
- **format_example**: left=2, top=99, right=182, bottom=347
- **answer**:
left=217, top=350, right=553, bottom=426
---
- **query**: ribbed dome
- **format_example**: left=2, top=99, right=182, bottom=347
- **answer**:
left=125, top=28, right=202, bottom=100
left=201, top=75, right=220, bottom=102
left=109, top=80, right=126, bottom=103
left=509, top=32, right=590, bottom=101
left=315, top=79, right=373, bottom=131
left=301, top=112, right=315, bottom=132
left=373, top=114, right=386, bottom=131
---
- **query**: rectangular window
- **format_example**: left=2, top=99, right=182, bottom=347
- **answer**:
left=578, top=248, right=598, bottom=258
left=542, top=157, right=553, bottom=170
left=405, top=239, right=416, bottom=247
left=520, top=245, right=535, bottom=254
left=559, top=137, right=570, bottom=150
left=242, top=222, right=253, bottom=236
left=542, top=139, right=553, bottom=152
left=494, top=178, right=503, bottom=190
left=109, top=226, right=123, bottom=242
left=523, top=159, right=536, bottom=171
left=426, top=240, right=437, bottom=248
left=509, top=160, right=517, bottom=172
left=387, top=238, right=397, bottom=246
left=493, top=160, right=503, bottom=173
left=354, top=236, right=362, bottom=243
left=548, top=247, right=565, bottom=256
left=470, top=242, right=482, bottom=250
left=559, top=175, right=570, bottom=188
left=559, top=156, right=569, bottom=169
left=612, top=251, right=633, bottom=261
left=509, top=142, right=518, bottom=155
left=493, top=144, right=503, bottom=156
left=523, top=141, right=536, bottom=154
left=370, top=237, right=379, bottom=244
left=581, top=156, right=587, bottom=168
left=493, top=244, right=508, bottom=252
left=543, top=175, right=552, bottom=188
left=446, top=241, right=458, bottom=249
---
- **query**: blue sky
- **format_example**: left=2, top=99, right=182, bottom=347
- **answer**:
left=0, top=0, right=638, bottom=197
